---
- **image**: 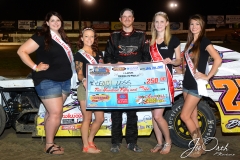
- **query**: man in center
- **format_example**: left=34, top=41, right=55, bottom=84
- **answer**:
left=104, top=8, right=150, bottom=153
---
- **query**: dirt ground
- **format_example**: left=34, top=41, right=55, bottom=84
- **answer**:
left=1, top=28, right=240, bottom=160
left=0, top=126, right=240, bottom=160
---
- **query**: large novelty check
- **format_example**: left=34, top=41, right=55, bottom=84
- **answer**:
left=86, top=62, right=172, bottom=110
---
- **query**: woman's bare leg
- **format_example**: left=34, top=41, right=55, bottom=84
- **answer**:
left=181, top=93, right=201, bottom=134
left=88, top=111, right=104, bottom=142
left=152, top=108, right=171, bottom=154
left=79, top=100, right=92, bottom=147
left=152, top=109, right=163, bottom=143
left=42, top=97, right=63, bottom=153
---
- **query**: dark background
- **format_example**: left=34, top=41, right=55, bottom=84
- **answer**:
left=0, top=0, right=240, bottom=22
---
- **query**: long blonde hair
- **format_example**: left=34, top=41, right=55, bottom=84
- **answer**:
left=150, top=11, right=171, bottom=46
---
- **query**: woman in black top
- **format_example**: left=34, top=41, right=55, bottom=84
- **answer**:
left=17, top=11, right=73, bottom=155
left=149, top=11, right=181, bottom=155
left=74, top=27, right=104, bottom=153
left=180, top=14, right=222, bottom=158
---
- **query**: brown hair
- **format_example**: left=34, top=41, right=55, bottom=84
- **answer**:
left=120, top=8, right=134, bottom=17
left=37, top=11, right=70, bottom=50
left=184, top=14, right=206, bottom=68
left=77, top=27, right=99, bottom=55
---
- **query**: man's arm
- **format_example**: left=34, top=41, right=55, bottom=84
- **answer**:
left=104, top=36, right=117, bottom=64
left=141, top=34, right=151, bottom=62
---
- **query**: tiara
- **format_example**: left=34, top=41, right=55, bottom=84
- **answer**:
left=155, top=11, right=167, bottom=15
left=82, top=28, right=94, bottom=33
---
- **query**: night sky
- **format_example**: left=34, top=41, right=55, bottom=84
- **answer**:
left=0, top=0, right=239, bottom=23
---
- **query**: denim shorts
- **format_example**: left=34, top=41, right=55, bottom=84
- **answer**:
left=35, top=79, right=71, bottom=99
left=183, top=87, right=202, bottom=98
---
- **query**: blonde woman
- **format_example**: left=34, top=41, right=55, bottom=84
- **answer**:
left=149, top=11, right=181, bottom=154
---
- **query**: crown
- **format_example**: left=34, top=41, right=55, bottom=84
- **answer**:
left=82, top=28, right=94, bottom=33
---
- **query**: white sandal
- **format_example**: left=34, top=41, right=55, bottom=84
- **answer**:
left=150, top=144, right=163, bottom=153
left=160, top=142, right=171, bottom=155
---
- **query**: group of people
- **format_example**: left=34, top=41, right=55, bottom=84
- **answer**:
left=17, top=8, right=222, bottom=158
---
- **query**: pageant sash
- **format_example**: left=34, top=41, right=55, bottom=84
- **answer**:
left=50, top=30, right=77, bottom=88
left=150, top=42, right=174, bottom=103
left=184, top=47, right=208, bottom=97
left=51, top=30, right=73, bottom=63
left=78, top=49, right=98, bottom=64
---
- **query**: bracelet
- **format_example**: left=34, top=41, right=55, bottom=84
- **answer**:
left=32, top=64, right=37, bottom=71
left=35, top=67, right=38, bottom=72
left=82, top=78, right=86, bottom=82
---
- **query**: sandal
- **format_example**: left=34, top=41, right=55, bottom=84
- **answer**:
left=160, top=142, right=171, bottom=155
left=46, top=143, right=64, bottom=151
left=82, top=145, right=101, bottom=153
left=150, top=144, right=163, bottom=153
left=45, top=145, right=64, bottom=155
left=88, top=142, right=98, bottom=150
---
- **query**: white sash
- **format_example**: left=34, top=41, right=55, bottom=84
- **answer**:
left=184, top=47, right=208, bottom=97
left=51, top=30, right=73, bottom=63
left=50, top=30, right=77, bottom=89
left=78, top=49, right=98, bottom=64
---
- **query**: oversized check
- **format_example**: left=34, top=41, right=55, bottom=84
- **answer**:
left=86, top=62, right=172, bottom=109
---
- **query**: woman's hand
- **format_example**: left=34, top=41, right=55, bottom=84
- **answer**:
left=194, top=72, right=209, bottom=81
left=37, top=62, right=49, bottom=72
left=163, top=58, right=172, bottom=64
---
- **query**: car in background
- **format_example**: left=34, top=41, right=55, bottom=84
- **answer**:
left=231, top=30, right=240, bottom=40
left=1, top=43, right=240, bottom=148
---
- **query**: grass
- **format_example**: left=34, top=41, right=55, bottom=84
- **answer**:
left=0, top=54, right=36, bottom=69
left=0, top=46, right=34, bottom=77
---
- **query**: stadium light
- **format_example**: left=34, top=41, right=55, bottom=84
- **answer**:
left=170, top=2, right=178, bottom=8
